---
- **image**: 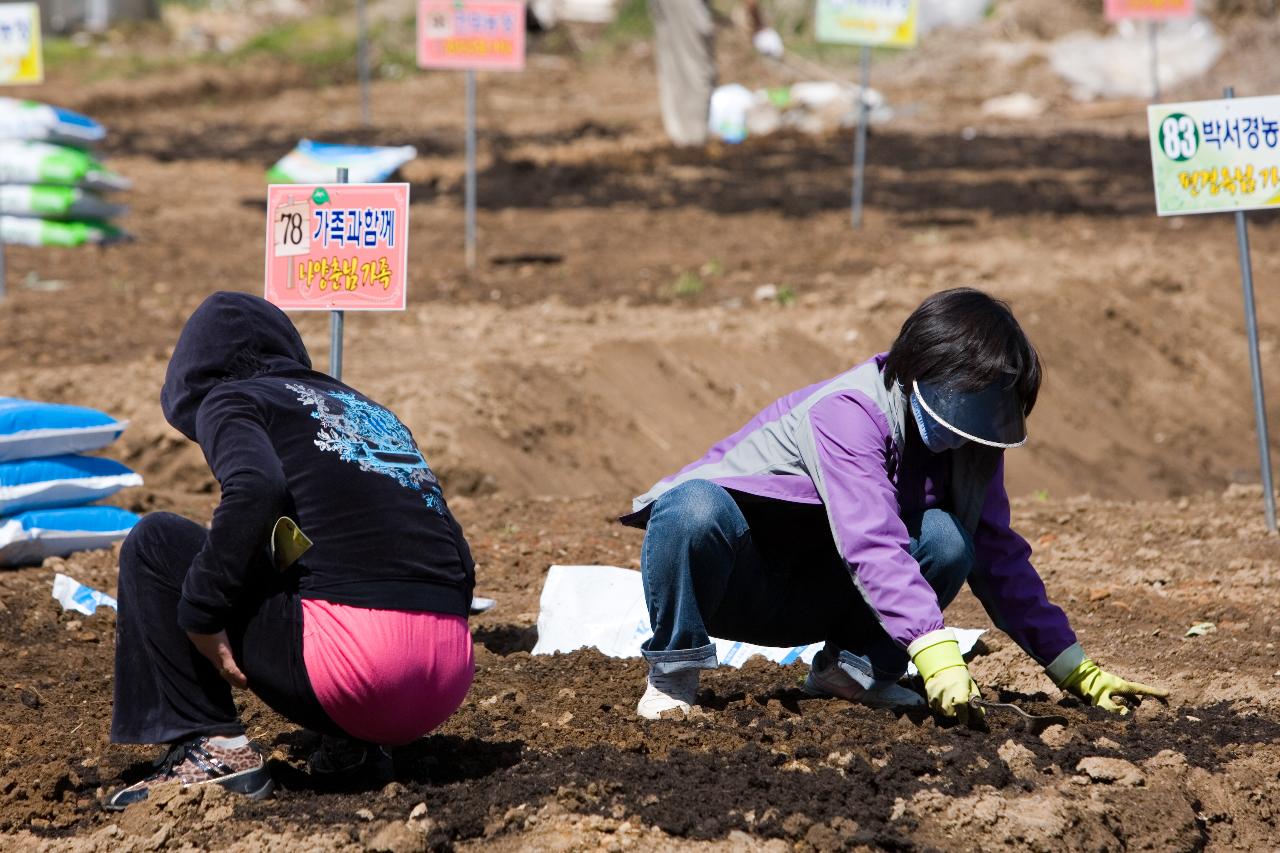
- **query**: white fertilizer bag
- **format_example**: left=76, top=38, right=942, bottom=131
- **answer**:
left=1, top=507, right=139, bottom=567
left=531, top=565, right=984, bottom=673
left=0, top=99, right=107, bottom=146
left=0, top=398, right=128, bottom=462
left=266, top=139, right=417, bottom=185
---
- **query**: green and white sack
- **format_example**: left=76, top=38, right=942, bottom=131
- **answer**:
left=0, top=215, right=125, bottom=247
left=0, top=185, right=123, bottom=220
left=0, top=142, right=130, bottom=191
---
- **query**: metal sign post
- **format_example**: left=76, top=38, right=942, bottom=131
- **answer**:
left=814, top=0, right=917, bottom=230
left=357, top=0, right=371, bottom=126
left=852, top=45, right=870, bottom=229
left=417, top=1, right=526, bottom=269
left=1148, top=21, right=1160, bottom=101
left=331, top=166, right=348, bottom=381
left=1225, top=86, right=1276, bottom=531
left=465, top=69, right=477, bottom=270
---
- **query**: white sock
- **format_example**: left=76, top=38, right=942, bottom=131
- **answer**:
left=207, top=735, right=249, bottom=749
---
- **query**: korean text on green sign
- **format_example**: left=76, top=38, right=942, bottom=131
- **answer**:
left=1148, top=95, right=1280, bottom=216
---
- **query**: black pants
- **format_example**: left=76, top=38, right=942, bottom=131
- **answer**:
left=111, top=512, right=342, bottom=745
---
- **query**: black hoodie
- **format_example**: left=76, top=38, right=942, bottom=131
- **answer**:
left=161, top=291, right=474, bottom=633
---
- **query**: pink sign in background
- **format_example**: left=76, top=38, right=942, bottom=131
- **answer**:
left=1104, top=0, right=1194, bottom=21
left=264, top=183, right=410, bottom=312
left=417, top=0, right=526, bottom=71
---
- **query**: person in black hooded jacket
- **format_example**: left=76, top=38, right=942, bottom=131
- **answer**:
left=105, top=292, right=476, bottom=810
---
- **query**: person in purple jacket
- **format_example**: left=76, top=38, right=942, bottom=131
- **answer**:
left=623, top=288, right=1167, bottom=721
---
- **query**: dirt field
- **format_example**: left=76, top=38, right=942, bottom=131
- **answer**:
left=3, top=2, right=1280, bottom=849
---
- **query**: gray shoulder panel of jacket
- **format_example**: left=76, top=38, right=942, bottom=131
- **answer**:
left=631, top=360, right=906, bottom=512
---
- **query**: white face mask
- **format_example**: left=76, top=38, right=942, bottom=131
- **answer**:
left=911, top=393, right=968, bottom=452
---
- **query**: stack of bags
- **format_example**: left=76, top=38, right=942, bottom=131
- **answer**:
left=0, top=99, right=130, bottom=247
left=0, top=397, right=141, bottom=567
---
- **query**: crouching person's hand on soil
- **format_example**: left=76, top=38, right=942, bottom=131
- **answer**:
left=188, top=629, right=248, bottom=689
left=1057, top=658, right=1168, bottom=714
left=909, top=629, right=983, bottom=725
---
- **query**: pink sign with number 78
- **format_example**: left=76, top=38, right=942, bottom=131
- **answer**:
left=1104, top=0, right=1194, bottom=21
left=417, top=1, right=526, bottom=71
left=264, top=183, right=410, bottom=311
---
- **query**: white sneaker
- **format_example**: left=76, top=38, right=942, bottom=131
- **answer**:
left=802, top=650, right=925, bottom=709
left=636, top=668, right=700, bottom=720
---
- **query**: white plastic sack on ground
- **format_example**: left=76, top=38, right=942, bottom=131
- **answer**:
left=0, top=99, right=106, bottom=146
left=918, top=0, right=992, bottom=35
left=709, top=84, right=755, bottom=144
left=721, top=81, right=888, bottom=142
left=555, top=0, right=617, bottom=23
left=1050, top=18, right=1222, bottom=101
left=981, top=93, right=1047, bottom=120
left=51, top=573, right=117, bottom=615
left=266, top=139, right=417, bottom=184
left=531, top=565, right=984, bottom=673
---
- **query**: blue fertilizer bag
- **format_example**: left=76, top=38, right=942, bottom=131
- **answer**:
left=0, top=455, right=142, bottom=515
left=0, top=397, right=128, bottom=462
left=0, top=506, right=139, bottom=567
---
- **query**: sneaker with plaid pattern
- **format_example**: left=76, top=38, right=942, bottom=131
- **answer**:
left=103, top=736, right=273, bottom=811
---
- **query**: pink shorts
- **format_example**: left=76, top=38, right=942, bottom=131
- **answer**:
left=301, top=599, right=474, bottom=746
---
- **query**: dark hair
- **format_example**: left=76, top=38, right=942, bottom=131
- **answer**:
left=883, top=288, right=1041, bottom=415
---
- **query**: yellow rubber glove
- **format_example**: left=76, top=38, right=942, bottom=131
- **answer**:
left=1057, top=659, right=1169, bottom=714
left=910, top=630, right=981, bottom=724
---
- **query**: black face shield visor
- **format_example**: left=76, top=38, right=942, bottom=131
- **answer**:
left=912, top=378, right=1028, bottom=449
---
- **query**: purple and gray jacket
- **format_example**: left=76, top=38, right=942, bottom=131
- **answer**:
left=625, top=353, right=1086, bottom=680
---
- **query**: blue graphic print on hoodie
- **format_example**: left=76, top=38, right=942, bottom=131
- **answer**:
left=160, top=291, right=474, bottom=634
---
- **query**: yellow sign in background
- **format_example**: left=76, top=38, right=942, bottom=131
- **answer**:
left=0, top=3, right=42, bottom=85
left=815, top=0, right=919, bottom=49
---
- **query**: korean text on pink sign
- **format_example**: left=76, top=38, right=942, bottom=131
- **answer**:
left=417, top=1, right=526, bottom=71
left=264, top=183, right=410, bottom=312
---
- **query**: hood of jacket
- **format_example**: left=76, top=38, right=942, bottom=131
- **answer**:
left=161, top=291, right=312, bottom=441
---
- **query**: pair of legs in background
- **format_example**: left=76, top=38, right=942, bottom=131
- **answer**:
left=637, top=480, right=974, bottom=718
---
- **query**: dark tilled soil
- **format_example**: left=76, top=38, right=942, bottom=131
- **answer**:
left=2, top=492, right=1279, bottom=851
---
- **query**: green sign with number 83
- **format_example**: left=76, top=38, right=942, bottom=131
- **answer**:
left=1159, top=113, right=1199, bottom=161
left=1150, top=96, right=1280, bottom=215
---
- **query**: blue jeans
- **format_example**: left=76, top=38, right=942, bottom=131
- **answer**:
left=639, top=480, right=975, bottom=689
